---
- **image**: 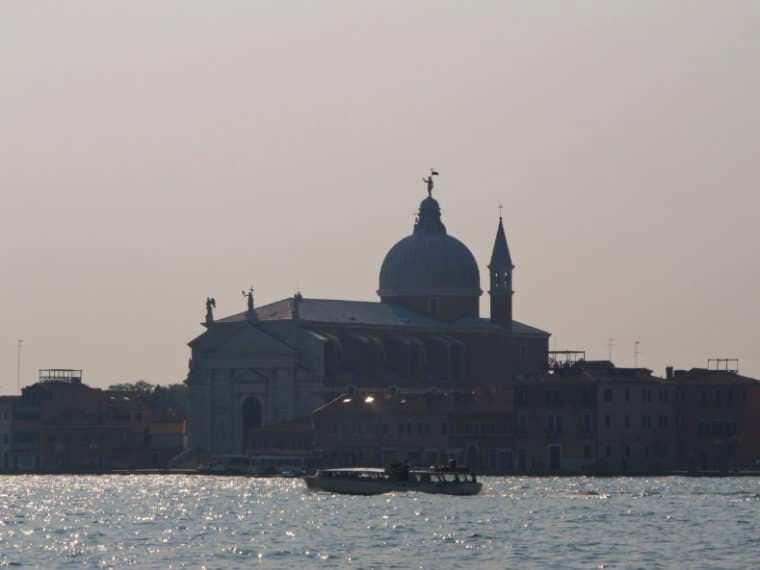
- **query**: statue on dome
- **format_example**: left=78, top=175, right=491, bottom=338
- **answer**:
left=422, top=169, right=439, bottom=198
left=205, top=297, right=216, bottom=324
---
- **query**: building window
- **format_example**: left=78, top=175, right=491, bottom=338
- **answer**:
left=624, top=388, right=630, bottom=402
left=584, top=414, right=592, bottom=433
left=625, top=415, right=631, bottom=429
left=584, top=445, right=592, bottom=458
left=625, top=445, right=631, bottom=458
left=605, top=445, right=611, bottom=457
left=603, top=389, right=613, bottom=402
left=545, top=390, right=560, bottom=406
left=519, top=415, right=527, bottom=434
left=441, top=422, right=447, bottom=435
left=604, top=415, right=611, bottom=429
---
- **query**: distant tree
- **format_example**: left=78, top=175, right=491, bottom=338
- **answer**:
left=150, top=383, right=188, bottom=416
left=108, top=380, right=155, bottom=393
left=107, top=381, right=188, bottom=416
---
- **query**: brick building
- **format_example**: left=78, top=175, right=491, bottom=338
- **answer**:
left=0, top=396, right=16, bottom=472
left=9, top=370, right=185, bottom=472
left=512, top=362, right=678, bottom=474
left=312, top=390, right=514, bottom=474
left=514, top=369, right=597, bottom=474
left=673, top=368, right=760, bottom=471
left=590, top=363, right=676, bottom=474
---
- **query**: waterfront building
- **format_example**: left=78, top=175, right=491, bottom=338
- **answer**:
left=9, top=370, right=185, bottom=472
left=147, top=408, right=187, bottom=468
left=512, top=362, right=677, bottom=474
left=312, top=390, right=514, bottom=473
left=0, top=396, right=17, bottom=472
left=590, top=363, right=676, bottom=474
left=186, top=177, right=549, bottom=459
left=673, top=368, right=760, bottom=471
left=513, top=368, right=598, bottom=474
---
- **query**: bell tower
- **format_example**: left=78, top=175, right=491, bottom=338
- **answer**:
left=488, top=212, right=513, bottom=329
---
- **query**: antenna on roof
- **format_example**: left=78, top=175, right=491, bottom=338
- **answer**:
left=608, top=337, right=615, bottom=362
left=634, top=340, right=640, bottom=367
left=17, top=339, right=23, bottom=395
left=707, top=358, right=739, bottom=373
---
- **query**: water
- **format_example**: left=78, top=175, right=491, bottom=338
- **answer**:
left=0, top=476, right=758, bottom=569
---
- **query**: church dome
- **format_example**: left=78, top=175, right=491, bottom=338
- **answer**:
left=378, top=195, right=481, bottom=298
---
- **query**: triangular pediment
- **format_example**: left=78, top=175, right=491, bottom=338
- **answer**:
left=198, top=323, right=294, bottom=358
left=230, top=368, right=270, bottom=384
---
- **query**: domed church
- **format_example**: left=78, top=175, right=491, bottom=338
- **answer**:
left=186, top=175, right=550, bottom=456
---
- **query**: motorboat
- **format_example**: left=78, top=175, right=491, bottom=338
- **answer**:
left=303, top=464, right=482, bottom=496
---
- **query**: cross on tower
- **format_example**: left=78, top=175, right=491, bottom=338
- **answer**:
left=498, top=203, right=503, bottom=219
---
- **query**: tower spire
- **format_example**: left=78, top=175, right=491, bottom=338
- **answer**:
left=488, top=212, right=514, bottom=329
left=489, top=215, right=512, bottom=270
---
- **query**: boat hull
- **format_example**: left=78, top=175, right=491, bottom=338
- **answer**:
left=304, top=475, right=482, bottom=496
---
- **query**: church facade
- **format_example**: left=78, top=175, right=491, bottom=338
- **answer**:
left=186, top=177, right=550, bottom=456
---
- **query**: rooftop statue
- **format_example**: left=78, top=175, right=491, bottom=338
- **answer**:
left=205, top=297, right=216, bottom=324
left=242, top=286, right=255, bottom=313
left=422, top=168, right=439, bottom=198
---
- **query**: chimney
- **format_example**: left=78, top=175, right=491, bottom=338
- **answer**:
left=666, top=366, right=674, bottom=380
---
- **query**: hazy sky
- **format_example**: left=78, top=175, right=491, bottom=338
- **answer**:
left=1, top=1, right=759, bottom=391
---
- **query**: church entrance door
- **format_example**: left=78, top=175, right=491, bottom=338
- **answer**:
left=242, top=397, right=263, bottom=452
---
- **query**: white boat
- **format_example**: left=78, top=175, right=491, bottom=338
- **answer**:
left=303, top=465, right=482, bottom=496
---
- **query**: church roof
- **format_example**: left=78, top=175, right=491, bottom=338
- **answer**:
left=215, top=297, right=549, bottom=336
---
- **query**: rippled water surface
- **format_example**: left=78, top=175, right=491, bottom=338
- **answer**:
left=1, top=475, right=759, bottom=568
